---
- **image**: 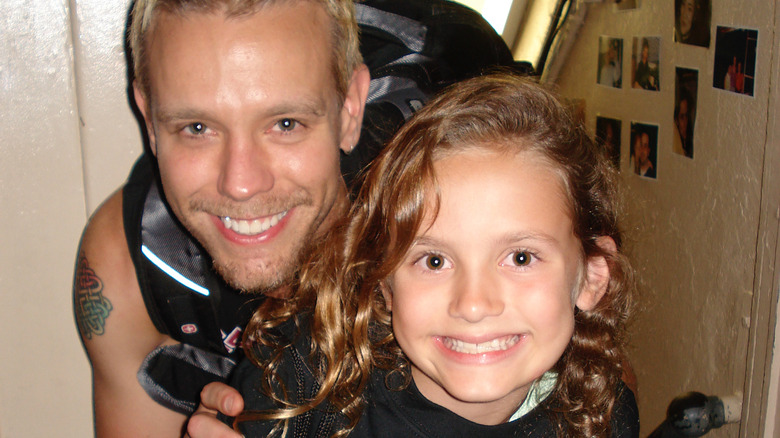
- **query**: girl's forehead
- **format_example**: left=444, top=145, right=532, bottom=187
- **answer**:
left=418, top=147, right=575, bottom=232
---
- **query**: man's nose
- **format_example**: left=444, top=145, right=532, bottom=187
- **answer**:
left=217, top=135, right=275, bottom=201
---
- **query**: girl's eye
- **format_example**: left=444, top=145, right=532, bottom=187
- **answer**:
left=425, top=254, right=445, bottom=270
left=413, top=253, right=451, bottom=271
left=502, top=250, right=535, bottom=268
left=513, top=251, right=532, bottom=267
left=185, top=122, right=207, bottom=135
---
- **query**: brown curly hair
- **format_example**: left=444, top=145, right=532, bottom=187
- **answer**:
left=237, top=72, right=635, bottom=437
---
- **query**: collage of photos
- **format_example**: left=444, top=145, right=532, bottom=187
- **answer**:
left=713, top=26, right=758, bottom=96
left=598, top=37, right=623, bottom=88
left=674, top=0, right=711, bottom=47
left=632, top=37, right=660, bottom=91
left=594, top=0, right=758, bottom=180
left=630, top=122, right=659, bottom=179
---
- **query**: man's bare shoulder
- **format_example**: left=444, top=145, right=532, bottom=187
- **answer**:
left=74, top=187, right=166, bottom=355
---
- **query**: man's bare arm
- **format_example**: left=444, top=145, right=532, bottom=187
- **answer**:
left=75, top=189, right=187, bottom=437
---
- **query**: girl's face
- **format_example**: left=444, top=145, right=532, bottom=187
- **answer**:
left=384, top=147, right=608, bottom=425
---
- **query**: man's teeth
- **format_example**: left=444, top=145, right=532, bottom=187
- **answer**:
left=221, top=211, right=287, bottom=236
left=443, top=335, right=520, bottom=354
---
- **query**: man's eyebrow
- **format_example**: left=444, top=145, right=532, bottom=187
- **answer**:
left=153, top=108, right=212, bottom=124
left=153, top=100, right=329, bottom=124
left=265, top=99, right=329, bottom=118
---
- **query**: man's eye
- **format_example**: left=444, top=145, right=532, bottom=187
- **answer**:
left=184, top=122, right=207, bottom=135
left=276, top=118, right=299, bottom=132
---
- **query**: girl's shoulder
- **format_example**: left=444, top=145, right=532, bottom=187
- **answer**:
left=611, top=381, right=641, bottom=438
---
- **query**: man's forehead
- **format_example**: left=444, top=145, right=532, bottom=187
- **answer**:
left=145, top=2, right=340, bottom=108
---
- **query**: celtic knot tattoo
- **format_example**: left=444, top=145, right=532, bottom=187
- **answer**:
left=75, top=253, right=113, bottom=339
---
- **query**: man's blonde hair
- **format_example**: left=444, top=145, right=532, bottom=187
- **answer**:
left=128, top=0, right=362, bottom=104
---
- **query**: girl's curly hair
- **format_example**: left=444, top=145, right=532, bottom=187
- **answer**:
left=237, top=72, right=635, bottom=437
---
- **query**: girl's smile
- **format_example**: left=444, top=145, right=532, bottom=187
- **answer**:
left=384, top=146, right=608, bottom=425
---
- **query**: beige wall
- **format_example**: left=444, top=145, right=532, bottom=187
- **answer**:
left=551, top=0, right=780, bottom=436
left=2, top=0, right=779, bottom=436
left=1, top=0, right=140, bottom=435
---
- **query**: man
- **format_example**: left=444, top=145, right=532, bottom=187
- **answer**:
left=675, top=0, right=710, bottom=47
left=631, top=130, right=655, bottom=178
left=599, top=39, right=621, bottom=88
left=633, top=38, right=658, bottom=91
left=673, top=90, right=694, bottom=158
left=74, top=0, right=370, bottom=435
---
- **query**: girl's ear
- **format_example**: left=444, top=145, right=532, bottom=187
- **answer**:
left=380, top=279, right=393, bottom=312
left=576, top=236, right=616, bottom=311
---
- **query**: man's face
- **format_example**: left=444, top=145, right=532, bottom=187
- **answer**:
left=136, top=4, right=364, bottom=292
left=638, top=133, right=651, bottom=164
left=677, top=99, right=689, bottom=137
left=679, top=0, right=694, bottom=34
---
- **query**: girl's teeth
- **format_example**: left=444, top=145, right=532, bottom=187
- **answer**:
left=443, top=335, right=520, bottom=354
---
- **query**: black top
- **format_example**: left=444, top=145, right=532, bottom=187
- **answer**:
left=227, top=324, right=640, bottom=437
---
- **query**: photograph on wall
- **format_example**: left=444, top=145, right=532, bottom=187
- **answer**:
left=615, top=0, right=639, bottom=10
left=598, top=37, right=623, bottom=88
left=674, top=68, right=697, bottom=159
left=630, top=122, right=658, bottom=179
left=596, top=116, right=622, bottom=168
left=632, top=37, right=660, bottom=91
left=713, top=26, right=758, bottom=96
left=674, top=0, right=711, bottom=47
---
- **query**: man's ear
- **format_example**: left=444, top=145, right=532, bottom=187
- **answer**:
left=133, top=81, right=157, bottom=156
left=380, top=279, right=393, bottom=312
left=338, top=64, right=370, bottom=154
left=576, top=236, right=616, bottom=311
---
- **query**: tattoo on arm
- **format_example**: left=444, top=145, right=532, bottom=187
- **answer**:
left=75, top=253, right=113, bottom=339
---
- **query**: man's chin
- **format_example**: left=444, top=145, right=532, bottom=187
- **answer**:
left=214, top=261, right=292, bottom=295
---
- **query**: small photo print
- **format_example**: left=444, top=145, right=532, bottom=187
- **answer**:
left=632, top=37, right=660, bottom=91
left=674, top=68, right=698, bottom=159
left=674, top=0, right=711, bottom=47
left=598, top=37, right=623, bottom=88
left=713, top=26, right=758, bottom=96
left=630, top=122, right=658, bottom=179
left=615, top=0, right=639, bottom=10
left=596, top=117, right=622, bottom=168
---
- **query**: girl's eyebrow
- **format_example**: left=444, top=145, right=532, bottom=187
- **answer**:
left=410, top=235, right=441, bottom=248
left=412, top=231, right=562, bottom=248
left=498, top=231, right=561, bottom=247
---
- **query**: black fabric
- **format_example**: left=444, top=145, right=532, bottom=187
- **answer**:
left=124, top=156, right=261, bottom=415
left=340, top=0, right=531, bottom=185
left=227, top=326, right=640, bottom=437
left=137, top=344, right=237, bottom=415
left=124, top=155, right=261, bottom=357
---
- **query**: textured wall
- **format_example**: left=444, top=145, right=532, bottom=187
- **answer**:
left=71, top=0, right=143, bottom=213
left=2, top=0, right=778, bottom=435
left=552, top=0, right=778, bottom=435
left=0, top=0, right=139, bottom=435
left=0, top=1, right=91, bottom=436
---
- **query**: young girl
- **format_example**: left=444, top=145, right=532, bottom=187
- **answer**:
left=227, top=73, right=639, bottom=437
